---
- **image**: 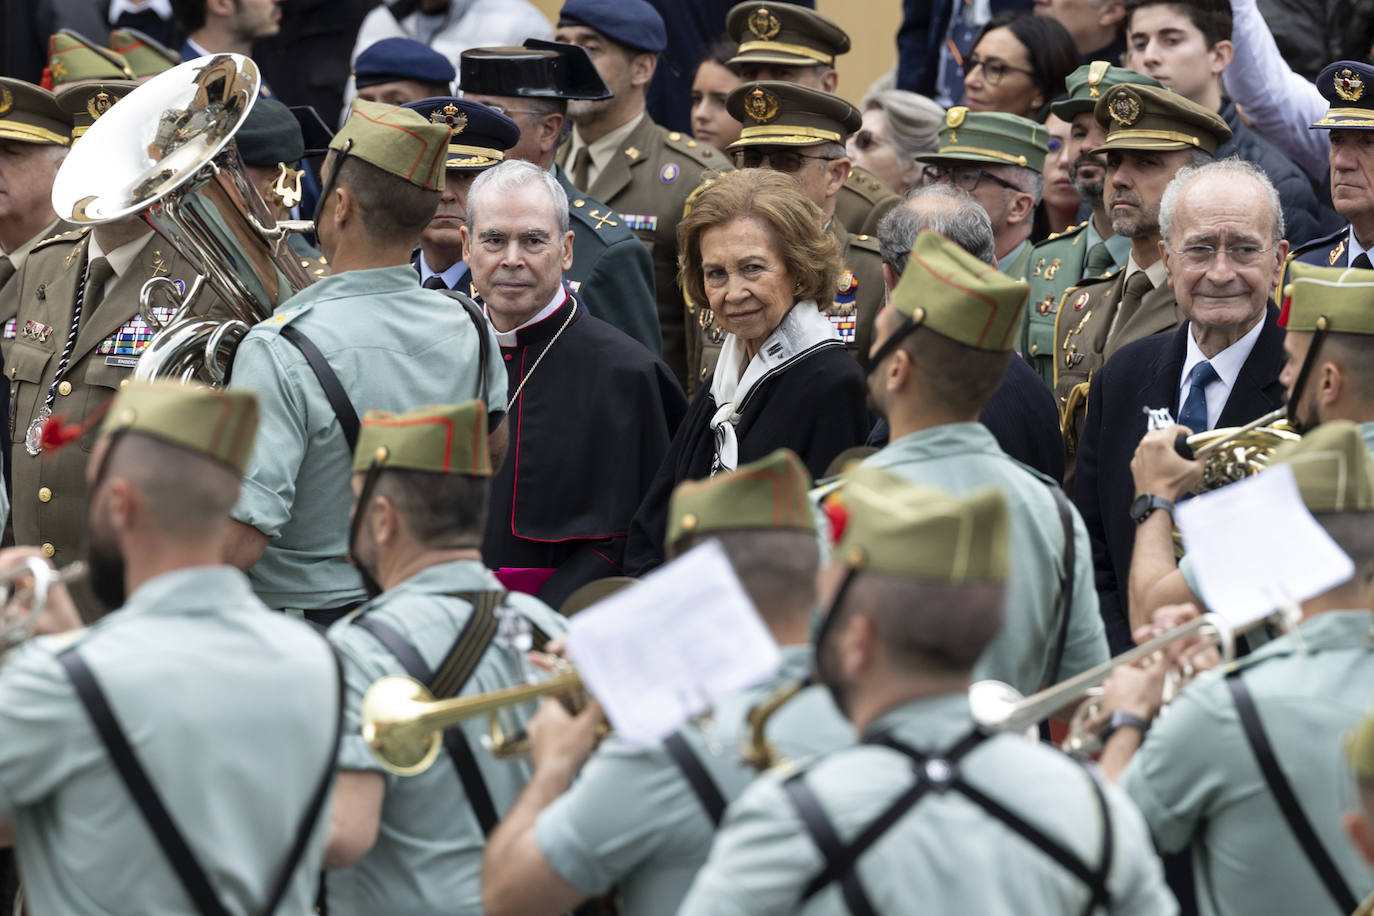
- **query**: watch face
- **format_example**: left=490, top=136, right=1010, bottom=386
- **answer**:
left=1130, top=494, right=1150, bottom=520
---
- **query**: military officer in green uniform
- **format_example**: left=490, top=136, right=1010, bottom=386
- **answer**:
left=1342, top=710, right=1374, bottom=916
left=554, top=0, right=730, bottom=387
left=915, top=107, right=1050, bottom=281
left=1052, top=84, right=1230, bottom=430
left=705, top=80, right=884, bottom=385
left=481, top=448, right=850, bottom=916
left=1098, top=421, right=1374, bottom=916
left=222, top=100, right=506, bottom=626
left=863, top=229, right=1106, bottom=695
left=0, top=382, right=341, bottom=915
left=678, top=469, right=1175, bottom=915
left=324, top=401, right=567, bottom=916
left=461, top=41, right=661, bottom=354
left=1020, top=63, right=1163, bottom=383
left=724, top=2, right=900, bottom=238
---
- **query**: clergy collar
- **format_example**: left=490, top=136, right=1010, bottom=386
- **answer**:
left=487, top=285, right=572, bottom=347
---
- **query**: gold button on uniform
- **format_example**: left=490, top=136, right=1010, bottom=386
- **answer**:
left=38, top=487, right=51, bottom=503
left=57, top=380, right=72, bottom=396
left=41, top=543, right=55, bottom=558
left=120, top=378, right=130, bottom=389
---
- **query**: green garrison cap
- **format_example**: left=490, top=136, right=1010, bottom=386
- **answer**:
left=1094, top=83, right=1231, bottom=155
left=54, top=81, right=135, bottom=142
left=726, top=80, right=860, bottom=149
left=1281, top=261, right=1374, bottom=335
left=890, top=228, right=1029, bottom=350
left=917, top=107, right=1048, bottom=171
left=1270, top=420, right=1374, bottom=513
left=352, top=402, right=492, bottom=476
left=725, top=3, right=850, bottom=68
left=0, top=78, right=71, bottom=147
left=331, top=99, right=449, bottom=192
left=1348, top=708, right=1374, bottom=783
left=47, top=30, right=135, bottom=86
left=109, top=28, right=180, bottom=80
left=666, top=448, right=816, bottom=548
left=833, top=467, right=1009, bottom=582
left=100, top=382, right=259, bottom=475
left=1051, top=61, right=1163, bottom=121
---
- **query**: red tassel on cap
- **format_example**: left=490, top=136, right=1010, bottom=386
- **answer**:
left=37, top=396, right=116, bottom=455
left=39, top=67, right=53, bottom=91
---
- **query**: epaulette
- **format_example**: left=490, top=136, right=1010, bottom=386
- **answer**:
left=30, top=225, right=89, bottom=252
left=257, top=300, right=314, bottom=333
left=847, top=232, right=882, bottom=255
left=1277, top=225, right=1348, bottom=290
left=843, top=167, right=898, bottom=206
left=1287, top=225, right=1348, bottom=260
left=568, top=196, right=629, bottom=235
left=1038, top=220, right=1089, bottom=246
left=662, top=130, right=727, bottom=171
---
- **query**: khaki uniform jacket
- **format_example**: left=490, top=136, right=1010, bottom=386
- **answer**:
left=833, top=166, right=900, bottom=237
left=557, top=117, right=730, bottom=388
left=0, top=219, right=67, bottom=364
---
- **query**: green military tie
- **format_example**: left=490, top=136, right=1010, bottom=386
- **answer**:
left=570, top=146, right=592, bottom=192
left=83, top=256, right=115, bottom=311
left=1110, top=269, right=1154, bottom=341
left=1083, top=241, right=1116, bottom=278
left=0, top=255, right=15, bottom=289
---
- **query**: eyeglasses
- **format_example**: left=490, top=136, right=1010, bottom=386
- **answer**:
left=482, top=104, right=548, bottom=119
left=732, top=147, right=838, bottom=173
left=850, top=129, right=891, bottom=154
left=1167, top=244, right=1276, bottom=269
left=962, top=54, right=1037, bottom=86
left=919, top=164, right=1020, bottom=193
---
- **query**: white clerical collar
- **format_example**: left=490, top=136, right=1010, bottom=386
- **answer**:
left=109, top=0, right=174, bottom=21
left=486, top=286, right=568, bottom=347
left=1177, top=312, right=1265, bottom=430
left=418, top=250, right=466, bottom=288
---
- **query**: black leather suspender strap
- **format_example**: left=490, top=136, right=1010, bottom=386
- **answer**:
left=279, top=324, right=360, bottom=454
left=1046, top=483, right=1077, bottom=685
left=441, top=291, right=492, bottom=414
left=1226, top=671, right=1357, bottom=913
left=785, top=775, right=879, bottom=916
left=663, top=732, right=728, bottom=827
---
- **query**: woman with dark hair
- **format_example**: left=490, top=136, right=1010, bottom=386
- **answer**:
left=962, top=11, right=1078, bottom=122
left=690, top=35, right=743, bottom=153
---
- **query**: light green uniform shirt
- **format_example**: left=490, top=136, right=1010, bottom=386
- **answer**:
left=535, top=645, right=851, bottom=915
left=862, top=424, right=1107, bottom=693
left=326, top=560, right=566, bottom=916
left=678, top=693, right=1176, bottom=916
left=230, top=266, right=507, bottom=611
left=0, top=567, right=338, bottom=915
left=1001, top=237, right=1032, bottom=280
left=1121, top=610, right=1374, bottom=916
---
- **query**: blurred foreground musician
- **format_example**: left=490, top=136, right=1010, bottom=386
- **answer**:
left=1098, top=422, right=1374, bottom=916
left=324, top=402, right=566, bottom=916
left=0, top=382, right=340, bottom=914
left=482, top=449, right=849, bottom=916
left=678, top=468, right=1174, bottom=914
left=1342, top=712, right=1374, bottom=915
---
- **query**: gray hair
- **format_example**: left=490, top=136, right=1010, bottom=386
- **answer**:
left=998, top=163, right=1044, bottom=207
left=1159, top=157, right=1283, bottom=245
left=878, top=183, right=997, bottom=271
left=860, top=89, right=943, bottom=164
left=466, top=159, right=570, bottom=235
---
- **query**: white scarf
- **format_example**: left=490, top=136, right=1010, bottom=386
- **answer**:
left=709, top=301, right=839, bottom=474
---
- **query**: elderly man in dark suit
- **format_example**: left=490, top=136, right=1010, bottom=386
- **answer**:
left=1074, top=158, right=1288, bottom=654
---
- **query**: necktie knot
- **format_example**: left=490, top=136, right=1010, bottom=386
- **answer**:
left=1353, top=252, right=1372, bottom=271
left=1191, top=360, right=1218, bottom=388
left=85, top=256, right=114, bottom=310
left=1178, top=359, right=1218, bottom=432
left=570, top=146, right=592, bottom=192
left=422, top=275, right=448, bottom=290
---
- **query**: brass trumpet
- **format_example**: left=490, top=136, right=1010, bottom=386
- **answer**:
left=0, top=560, right=87, bottom=658
left=740, top=679, right=807, bottom=771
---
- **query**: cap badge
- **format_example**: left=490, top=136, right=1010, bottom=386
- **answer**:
left=87, top=90, right=114, bottom=121
left=744, top=87, right=780, bottom=124
left=1335, top=67, right=1365, bottom=103
left=945, top=106, right=967, bottom=129
left=0, top=86, right=11, bottom=117
left=748, top=7, right=782, bottom=40
left=1107, top=88, right=1141, bottom=126
left=432, top=103, right=467, bottom=135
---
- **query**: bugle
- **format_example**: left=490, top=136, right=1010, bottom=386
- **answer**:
left=0, top=560, right=87, bottom=657
left=740, top=679, right=807, bottom=772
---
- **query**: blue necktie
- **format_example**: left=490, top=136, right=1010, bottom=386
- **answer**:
left=1177, top=361, right=1219, bottom=433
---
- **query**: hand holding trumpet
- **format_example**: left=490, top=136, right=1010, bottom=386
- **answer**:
left=0, top=548, right=85, bottom=648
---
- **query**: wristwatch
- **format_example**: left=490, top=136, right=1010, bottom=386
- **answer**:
left=1129, top=493, right=1175, bottom=525
left=1099, top=710, right=1151, bottom=746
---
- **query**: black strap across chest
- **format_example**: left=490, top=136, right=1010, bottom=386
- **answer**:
left=440, top=290, right=492, bottom=415
left=1046, top=482, right=1077, bottom=686
left=351, top=590, right=506, bottom=836
left=1226, top=670, right=1357, bottom=913
left=663, top=731, right=728, bottom=826
left=785, top=729, right=1113, bottom=916
left=57, top=644, right=345, bottom=916
left=278, top=324, right=360, bottom=454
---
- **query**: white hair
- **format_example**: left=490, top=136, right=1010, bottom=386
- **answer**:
left=1159, top=157, right=1284, bottom=245
left=466, top=159, right=570, bottom=235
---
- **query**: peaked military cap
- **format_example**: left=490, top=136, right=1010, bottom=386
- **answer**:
left=1281, top=261, right=1374, bottom=335
left=236, top=97, right=305, bottom=167
left=666, top=448, right=816, bottom=548
left=332, top=99, right=449, bottom=191
left=917, top=107, right=1048, bottom=171
left=1094, top=83, right=1231, bottom=155
left=460, top=40, right=612, bottom=101
left=1312, top=60, right=1374, bottom=130
left=46, top=29, right=135, bottom=86
left=1270, top=420, right=1374, bottom=513
left=557, top=0, right=667, bottom=54
left=833, top=467, right=1009, bottom=583
left=1347, top=708, right=1374, bottom=783
left=402, top=97, right=519, bottom=171
left=726, top=80, right=861, bottom=149
left=352, top=402, right=492, bottom=476
left=100, top=382, right=259, bottom=476
left=1051, top=61, right=1162, bottom=121
left=890, top=229, right=1029, bottom=351
left=353, top=37, right=455, bottom=90
left=0, top=78, right=70, bottom=147
left=54, top=80, right=135, bottom=142
left=109, top=27, right=179, bottom=79
left=725, top=3, right=850, bottom=69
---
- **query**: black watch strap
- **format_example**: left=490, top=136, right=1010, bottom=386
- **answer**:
left=1099, top=710, right=1150, bottom=746
left=1131, top=494, right=1175, bottom=525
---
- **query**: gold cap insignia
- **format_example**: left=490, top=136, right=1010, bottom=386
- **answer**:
left=0, top=86, right=11, bottom=117
left=87, top=90, right=114, bottom=121
left=1335, top=67, right=1365, bottom=103
left=744, top=87, right=780, bottom=124
left=748, top=7, right=782, bottom=40
left=432, top=103, right=468, bottom=135
left=946, top=106, right=967, bottom=129
left=1107, top=88, right=1141, bottom=126
left=1087, top=60, right=1110, bottom=98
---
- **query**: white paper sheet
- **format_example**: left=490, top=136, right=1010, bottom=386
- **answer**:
left=565, top=540, right=782, bottom=748
left=1176, top=464, right=1354, bottom=627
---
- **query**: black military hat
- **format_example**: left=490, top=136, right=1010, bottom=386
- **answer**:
left=236, top=97, right=305, bottom=167
left=726, top=3, right=850, bottom=68
left=1312, top=60, right=1374, bottom=130
left=402, top=97, right=519, bottom=171
left=726, top=80, right=861, bottom=149
left=459, top=39, right=611, bottom=101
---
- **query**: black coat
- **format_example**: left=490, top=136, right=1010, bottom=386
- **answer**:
left=1073, top=305, right=1286, bottom=654
left=623, top=343, right=871, bottom=574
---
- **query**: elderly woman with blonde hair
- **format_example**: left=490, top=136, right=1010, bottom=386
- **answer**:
left=623, top=168, right=871, bottom=571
